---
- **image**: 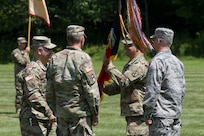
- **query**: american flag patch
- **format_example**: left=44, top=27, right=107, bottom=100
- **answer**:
left=85, top=66, right=93, bottom=73
left=25, top=75, right=33, bottom=81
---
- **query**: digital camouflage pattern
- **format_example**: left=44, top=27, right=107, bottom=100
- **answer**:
left=143, top=50, right=185, bottom=136
left=18, top=60, right=56, bottom=136
left=46, top=46, right=100, bottom=135
left=11, top=48, right=30, bottom=113
left=149, top=118, right=181, bottom=136
left=103, top=54, right=149, bottom=136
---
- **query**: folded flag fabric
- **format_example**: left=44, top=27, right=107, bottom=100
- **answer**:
left=29, top=0, right=50, bottom=27
left=127, top=0, right=153, bottom=52
left=97, top=13, right=123, bottom=100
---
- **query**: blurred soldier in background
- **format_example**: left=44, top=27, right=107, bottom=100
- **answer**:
left=11, top=37, right=30, bottom=114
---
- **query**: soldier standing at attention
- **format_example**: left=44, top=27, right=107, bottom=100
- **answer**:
left=11, top=37, right=30, bottom=114
left=102, top=36, right=149, bottom=136
left=46, top=25, right=100, bottom=136
left=143, top=27, right=186, bottom=136
left=18, top=36, right=57, bottom=136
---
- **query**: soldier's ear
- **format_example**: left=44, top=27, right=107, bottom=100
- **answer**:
left=38, top=47, right=43, bottom=55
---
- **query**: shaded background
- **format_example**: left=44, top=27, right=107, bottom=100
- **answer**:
left=1, top=0, right=204, bottom=63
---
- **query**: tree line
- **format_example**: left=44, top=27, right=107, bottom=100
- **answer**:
left=1, top=0, right=204, bottom=63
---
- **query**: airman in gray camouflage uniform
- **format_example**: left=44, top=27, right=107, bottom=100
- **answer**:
left=143, top=28, right=186, bottom=136
left=102, top=37, right=149, bottom=136
left=18, top=36, right=57, bottom=136
left=11, top=37, right=30, bottom=114
left=46, top=25, right=100, bottom=136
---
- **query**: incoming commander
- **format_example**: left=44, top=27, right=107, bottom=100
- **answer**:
left=102, top=36, right=149, bottom=136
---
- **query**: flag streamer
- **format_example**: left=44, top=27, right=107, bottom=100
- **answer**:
left=127, top=0, right=153, bottom=52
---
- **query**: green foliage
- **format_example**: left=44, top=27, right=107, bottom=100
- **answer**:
left=1, top=0, right=204, bottom=63
left=84, top=44, right=105, bottom=60
left=192, top=31, right=204, bottom=57
left=0, top=40, right=15, bottom=64
left=0, top=0, right=28, bottom=37
left=172, top=30, right=204, bottom=57
left=84, top=42, right=128, bottom=62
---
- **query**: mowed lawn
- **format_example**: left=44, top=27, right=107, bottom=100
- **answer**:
left=0, top=57, right=204, bottom=136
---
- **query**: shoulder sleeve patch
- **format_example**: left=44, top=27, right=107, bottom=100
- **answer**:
left=84, top=65, right=93, bottom=73
left=82, top=61, right=96, bottom=85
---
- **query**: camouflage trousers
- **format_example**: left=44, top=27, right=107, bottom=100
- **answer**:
left=125, top=116, right=149, bottom=136
left=57, top=116, right=95, bottom=136
left=20, top=117, right=57, bottom=136
left=15, top=78, right=23, bottom=114
left=149, top=117, right=181, bottom=136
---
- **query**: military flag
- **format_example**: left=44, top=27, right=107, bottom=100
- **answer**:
left=126, top=0, right=153, bottom=52
left=29, top=0, right=50, bottom=26
left=97, top=0, right=126, bottom=100
left=27, top=0, right=50, bottom=53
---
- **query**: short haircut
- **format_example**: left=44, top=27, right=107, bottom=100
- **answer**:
left=67, top=35, right=82, bottom=44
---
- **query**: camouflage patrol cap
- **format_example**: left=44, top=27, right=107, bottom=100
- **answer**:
left=67, top=25, right=86, bottom=37
left=32, top=36, right=57, bottom=49
left=121, top=35, right=134, bottom=45
left=121, top=38, right=134, bottom=45
left=17, top=37, right=27, bottom=43
left=150, top=27, right=174, bottom=45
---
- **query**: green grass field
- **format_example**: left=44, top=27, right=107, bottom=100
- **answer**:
left=0, top=57, right=204, bottom=136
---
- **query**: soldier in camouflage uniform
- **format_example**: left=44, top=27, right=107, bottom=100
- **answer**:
left=46, top=25, right=100, bottom=136
left=143, top=28, right=186, bottom=136
left=18, top=36, right=57, bottom=136
left=11, top=37, right=30, bottom=114
left=102, top=37, right=149, bottom=136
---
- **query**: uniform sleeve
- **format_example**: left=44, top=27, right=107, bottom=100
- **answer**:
left=103, top=82, right=121, bottom=95
left=24, top=68, right=53, bottom=118
left=105, top=62, right=129, bottom=87
left=11, top=49, right=30, bottom=66
left=102, top=63, right=125, bottom=96
left=15, top=71, right=24, bottom=106
left=105, top=60, right=147, bottom=88
left=143, top=60, right=162, bottom=120
left=46, top=59, right=56, bottom=113
left=81, top=57, right=100, bottom=117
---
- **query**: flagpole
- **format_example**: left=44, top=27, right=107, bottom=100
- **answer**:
left=26, top=16, right=32, bottom=54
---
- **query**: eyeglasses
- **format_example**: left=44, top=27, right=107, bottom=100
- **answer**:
left=43, top=47, right=53, bottom=52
